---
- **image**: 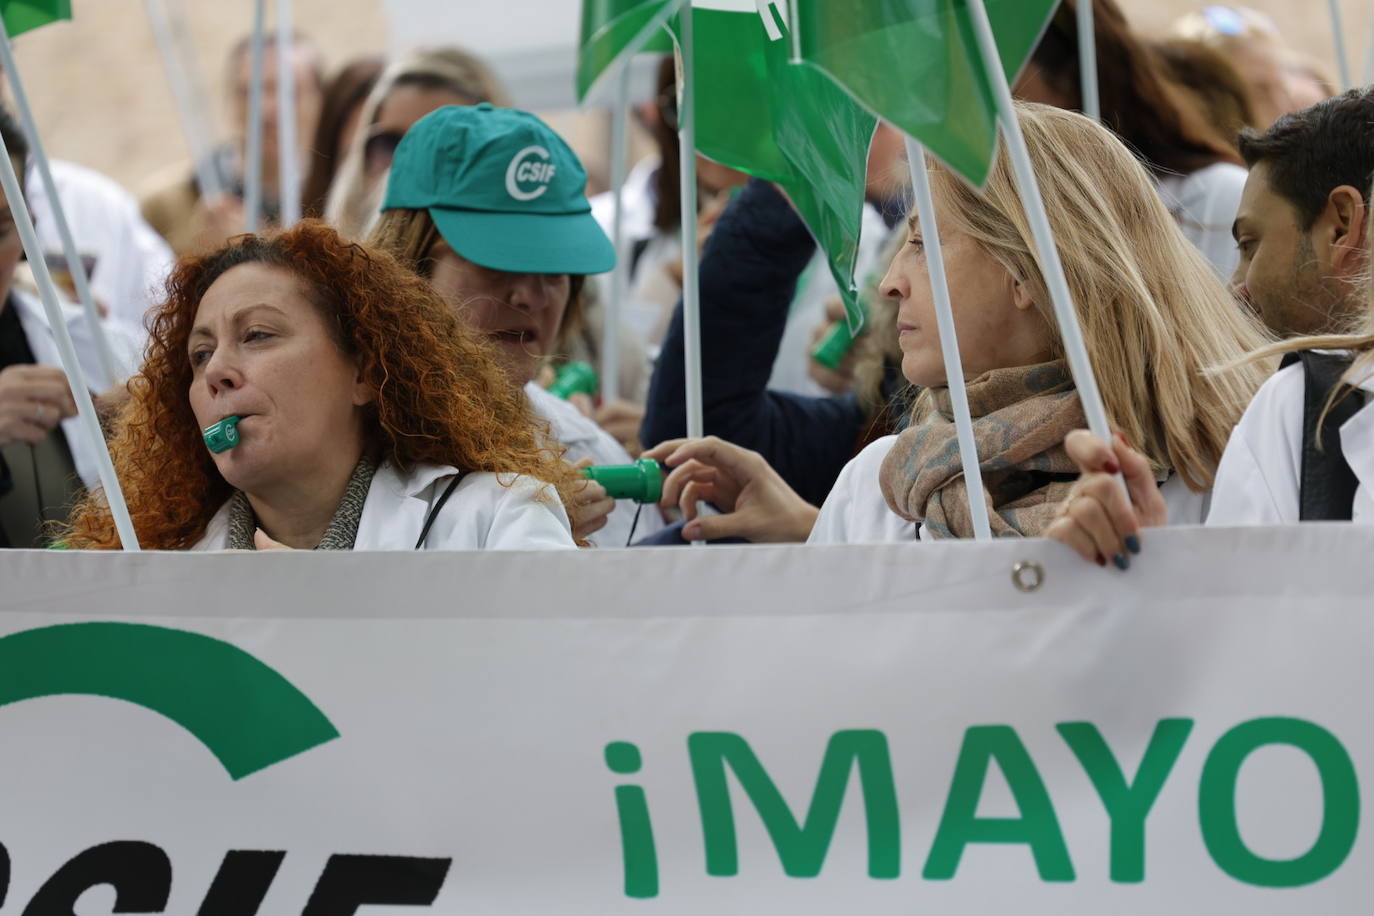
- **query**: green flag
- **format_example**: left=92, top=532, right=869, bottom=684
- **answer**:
left=667, top=1, right=877, bottom=329
left=789, top=0, right=1059, bottom=187
left=577, top=0, right=684, bottom=103
left=0, top=0, right=70, bottom=36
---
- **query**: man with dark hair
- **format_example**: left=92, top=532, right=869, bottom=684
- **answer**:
left=142, top=31, right=325, bottom=255
left=1232, top=88, right=1374, bottom=337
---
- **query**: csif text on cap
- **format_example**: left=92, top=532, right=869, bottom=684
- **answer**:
left=383, top=103, right=616, bottom=276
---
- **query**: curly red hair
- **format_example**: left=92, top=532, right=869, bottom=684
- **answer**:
left=63, top=221, right=580, bottom=549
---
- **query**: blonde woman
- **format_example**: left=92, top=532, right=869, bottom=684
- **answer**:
left=648, top=104, right=1272, bottom=560
left=323, top=46, right=508, bottom=239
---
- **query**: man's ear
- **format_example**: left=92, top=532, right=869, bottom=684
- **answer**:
left=1326, top=185, right=1368, bottom=275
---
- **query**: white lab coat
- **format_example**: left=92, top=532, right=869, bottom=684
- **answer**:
left=11, top=288, right=137, bottom=491
left=1207, top=362, right=1374, bottom=525
left=1156, top=162, right=1247, bottom=281
left=26, top=159, right=175, bottom=342
left=525, top=381, right=664, bottom=547
left=809, top=434, right=1212, bottom=544
left=191, top=461, right=576, bottom=551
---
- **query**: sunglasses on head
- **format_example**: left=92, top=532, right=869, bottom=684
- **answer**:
left=363, top=129, right=405, bottom=175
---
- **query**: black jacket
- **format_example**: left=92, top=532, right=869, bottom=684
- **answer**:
left=640, top=179, right=875, bottom=507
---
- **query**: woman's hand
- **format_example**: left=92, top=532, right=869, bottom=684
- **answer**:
left=1044, top=430, right=1168, bottom=570
left=567, top=457, right=617, bottom=543
left=0, top=365, right=77, bottom=447
left=808, top=297, right=860, bottom=395
left=594, top=399, right=646, bottom=454
left=642, top=436, right=818, bottom=542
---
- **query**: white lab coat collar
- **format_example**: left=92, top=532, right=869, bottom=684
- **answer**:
left=1338, top=373, right=1374, bottom=520
left=194, top=461, right=457, bottom=551
left=10, top=288, right=134, bottom=490
left=351, top=460, right=456, bottom=551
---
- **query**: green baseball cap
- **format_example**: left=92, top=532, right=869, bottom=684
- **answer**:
left=382, top=104, right=615, bottom=275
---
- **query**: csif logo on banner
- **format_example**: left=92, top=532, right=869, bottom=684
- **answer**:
left=0, top=623, right=454, bottom=913
left=604, top=720, right=1361, bottom=898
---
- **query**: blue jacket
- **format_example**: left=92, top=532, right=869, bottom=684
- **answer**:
left=640, top=179, right=875, bottom=508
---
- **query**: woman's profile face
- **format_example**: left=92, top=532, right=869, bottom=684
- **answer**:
left=427, top=242, right=571, bottom=387
left=187, top=263, right=372, bottom=495
left=881, top=211, right=1053, bottom=388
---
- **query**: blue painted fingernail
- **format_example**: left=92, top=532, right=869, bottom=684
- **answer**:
left=1113, top=553, right=1130, bottom=571
left=1124, top=534, right=1141, bottom=555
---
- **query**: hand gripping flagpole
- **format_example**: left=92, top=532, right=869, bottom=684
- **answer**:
left=0, top=19, right=120, bottom=384
left=676, top=6, right=703, bottom=441
left=603, top=64, right=632, bottom=405
left=0, top=137, right=140, bottom=549
left=144, top=0, right=225, bottom=201
left=244, top=0, right=267, bottom=233
left=1328, top=0, right=1353, bottom=90
left=966, top=0, right=1114, bottom=450
left=276, top=0, right=301, bottom=227
left=906, top=137, right=992, bottom=541
left=1075, top=0, right=1099, bottom=121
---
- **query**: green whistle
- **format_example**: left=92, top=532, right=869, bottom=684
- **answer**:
left=549, top=361, right=599, bottom=399
left=811, top=320, right=861, bottom=370
left=203, top=415, right=242, bottom=454
left=581, top=458, right=663, bottom=504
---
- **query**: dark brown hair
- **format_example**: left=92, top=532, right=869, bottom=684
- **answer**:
left=1238, top=87, right=1374, bottom=229
left=1152, top=38, right=1256, bottom=150
left=301, top=56, right=385, bottom=218
left=1027, top=0, right=1241, bottom=174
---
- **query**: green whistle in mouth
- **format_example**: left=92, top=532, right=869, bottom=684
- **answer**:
left=581, top=458, right=663, bottom=504
left=203, top=415, right=242, bottom=454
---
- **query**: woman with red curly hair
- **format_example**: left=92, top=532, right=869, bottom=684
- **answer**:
left=61, top=221, right=579, bottom=550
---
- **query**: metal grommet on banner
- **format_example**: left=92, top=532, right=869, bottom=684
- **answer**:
left=1012, top=561, right=1044, bottom=593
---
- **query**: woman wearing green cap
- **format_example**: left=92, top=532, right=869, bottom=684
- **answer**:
left=369, top=104, right=663, bottom=547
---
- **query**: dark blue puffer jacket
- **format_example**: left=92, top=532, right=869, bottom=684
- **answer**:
left=640, top=178, right=872, bottom=508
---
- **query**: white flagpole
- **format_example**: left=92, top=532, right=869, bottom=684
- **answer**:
left=0, top=135, right=141, bottom=549
left=143, top=0, right=225, bottom=200
left=677, top=7, right=703, bottom=441
left=966, top=0, right=1114, bottom=448
left=275, top=0, right=301, bottom=227
left=243, top=0, right=267, bottom=233
left=905, top=137, right=992, bottom=541
left=603, top=65, right=632, bottom=405
left=0, top=23, right=120, bottom=384
left=1076, top=0, right=1100, bottom=121
left=1329, top=0, right=1353, bottom=90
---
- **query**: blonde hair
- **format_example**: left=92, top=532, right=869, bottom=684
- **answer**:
left=324, top=46, right=509, bottom=239
left=925, top=102, right=1273, bottom=490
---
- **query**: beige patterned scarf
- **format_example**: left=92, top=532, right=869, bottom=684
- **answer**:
left=878, top=360, right=1085, bottom=539
left=226, top=455, right=378, bottom=550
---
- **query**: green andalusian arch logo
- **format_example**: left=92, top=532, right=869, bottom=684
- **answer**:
left=0, top=622, right=339, bottom=779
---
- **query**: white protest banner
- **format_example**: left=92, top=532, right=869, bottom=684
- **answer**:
left=1, top=524, right=1371, bottom=912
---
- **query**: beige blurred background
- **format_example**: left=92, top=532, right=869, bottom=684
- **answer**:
left=9, top=0, right=1374, bottom=198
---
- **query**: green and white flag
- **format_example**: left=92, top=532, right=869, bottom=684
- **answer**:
left=0, top=0, right=70, bottom=35
left=577, top=0, right=685, bottom=103
left=789, top=0, right=1059, bottom=187
left=668, top=1, right=877, bottom=329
